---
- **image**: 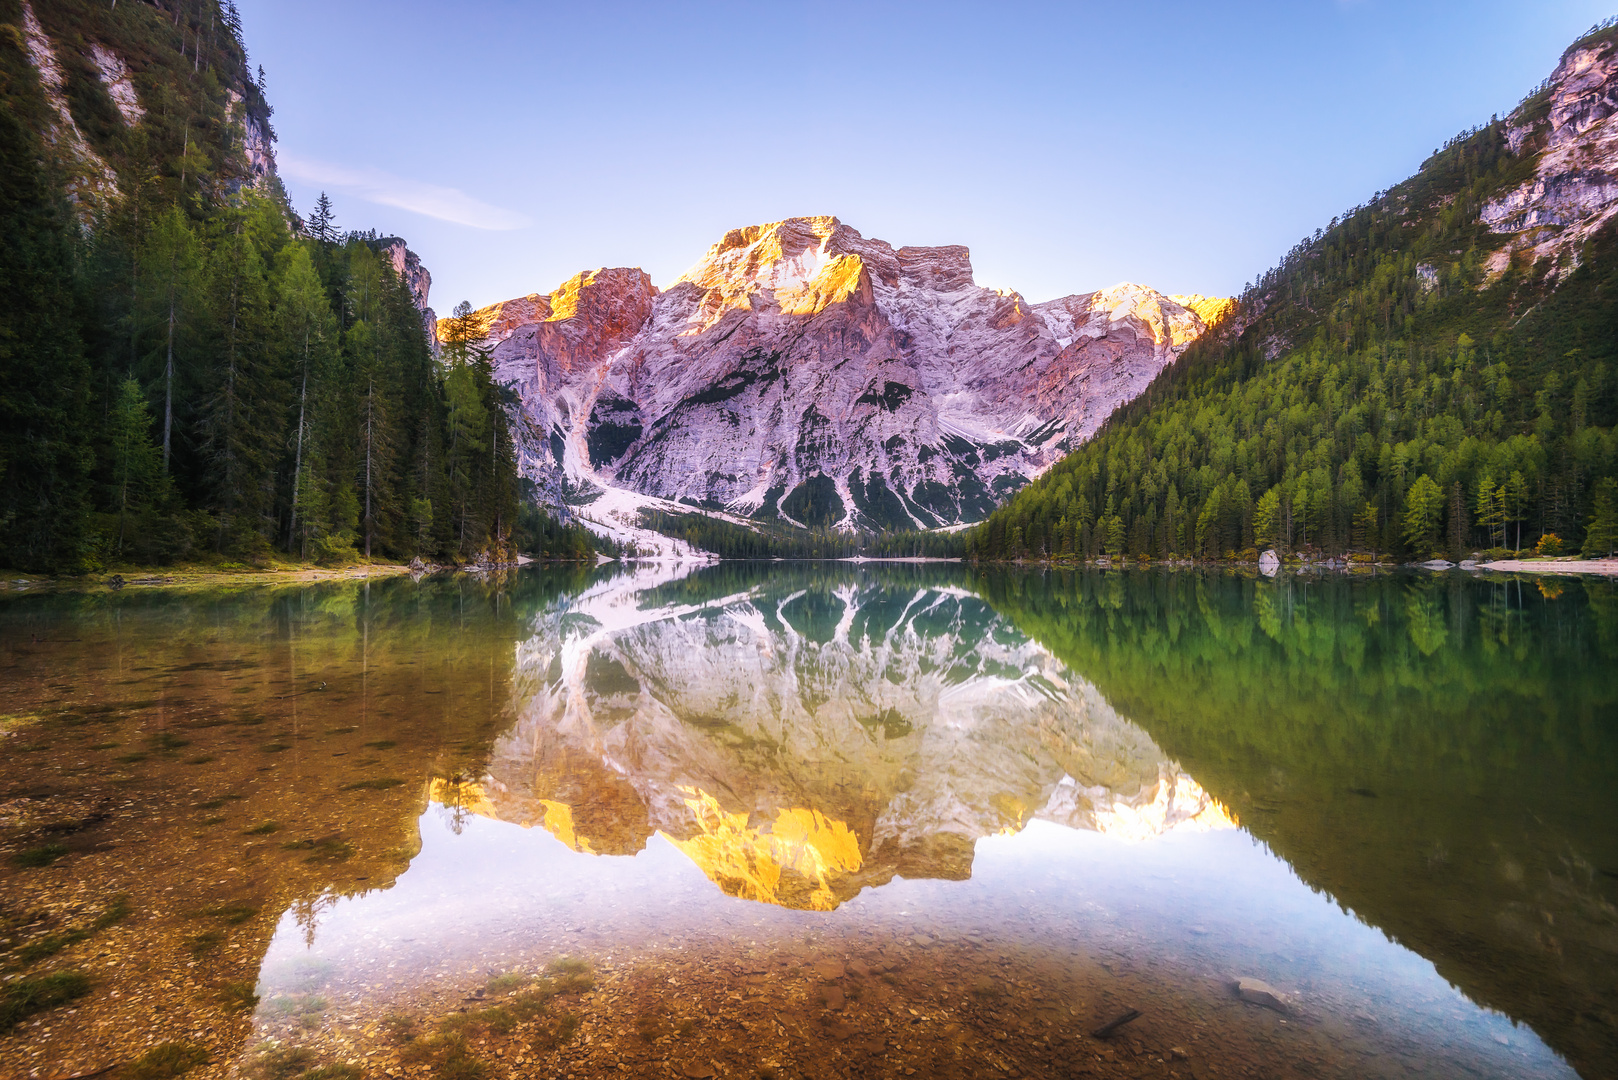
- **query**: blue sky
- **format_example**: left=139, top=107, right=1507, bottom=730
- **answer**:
left=237, top=1, right=1614, bottom=312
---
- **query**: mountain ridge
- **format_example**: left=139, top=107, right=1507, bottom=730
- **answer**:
left=969, top=18, right=1618, bottom=563
left=444, top=215, right=1229, bottom=547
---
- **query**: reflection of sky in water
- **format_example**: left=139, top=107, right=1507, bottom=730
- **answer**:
left=255, top=802, right=1575, bottom=1078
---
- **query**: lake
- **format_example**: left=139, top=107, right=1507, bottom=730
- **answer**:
left=0, top=563, right=1613, bottom=1080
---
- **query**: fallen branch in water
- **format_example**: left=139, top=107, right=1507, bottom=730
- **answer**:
left=1091, top=1008, right=1142, bottom=1039
left=59, top=1065, right=119, bottom=1080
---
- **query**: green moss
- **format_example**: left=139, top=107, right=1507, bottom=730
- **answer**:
left=14, top=928, right=89, bottom=964
left=12, top=843, right=68, bottom=868
left=220, top=980, right=260, bottom=1011
left=0, top=971, right=91, bottom=1032
left=484, top=970, right=533, bottom=995
left=127, top=1042, right=209, bottom=1080
left=195, top=903, right=258, bottom=925
left=339, top=777, right=404, bottom=791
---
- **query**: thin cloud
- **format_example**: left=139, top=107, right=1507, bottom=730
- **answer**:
left=279, top=154, right=531, bottom=231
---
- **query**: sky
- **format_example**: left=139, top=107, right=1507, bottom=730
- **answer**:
left=236, top=0, right=1614, bottom=312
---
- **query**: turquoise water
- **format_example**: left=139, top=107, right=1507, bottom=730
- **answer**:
left=0, top=564, right=1611, bottom=1079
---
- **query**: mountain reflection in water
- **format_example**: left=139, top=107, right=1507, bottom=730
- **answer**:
left=472, top=563, right=1233, bottom=910
left=0, top=563, right=1610, bottom=1080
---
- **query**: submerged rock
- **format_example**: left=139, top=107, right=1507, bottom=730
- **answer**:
left=1234, top=977, right=1289, bottom=1012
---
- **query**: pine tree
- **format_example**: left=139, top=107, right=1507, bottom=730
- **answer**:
left=1353, top=501, right=1380, bottom=554
left=344, top=243, right=406, bottom=558
left=276, top=242, right=335, bottom=550
left=200, top=196, right=285, bottom=553
left=1254, top=487, right=1281, bottom=550
left=1104, top=514, right=1126, bottom=556
left=1402, top=474, right=1444, bottom=556
left=0, top=96, right=93, bottom=571
left=105, top=378, right=169, bottom=555
left=1476, top=477, right=1504, bottom=549
left=1447, top=480, right=1469, bottom=557
left=306, top=192, right=339, bottom=244
left=444, top=359, right=490, bottom=556
left=139, top=207, right=203, bottom=475
left=1586, top=478, right=1618, bottom=558
left=1505, top=470, right=1530, bottom=553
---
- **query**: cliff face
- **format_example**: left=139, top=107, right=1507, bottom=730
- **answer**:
left=473, top=566, right=1231, bottom=910
left=374, top=237, right=438, bottom=344
left=1484, top=25, right=1618, bottom=277
left=13, top=0, right=279, bottom=218
left=453, top=217, right=1227, bottom=530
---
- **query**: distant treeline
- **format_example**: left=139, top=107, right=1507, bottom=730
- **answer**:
left=639, top=510, right=965, bottom=560
left=519, top=501, right=621, bottom=562
left=970, top=108, right=1618, bottom=563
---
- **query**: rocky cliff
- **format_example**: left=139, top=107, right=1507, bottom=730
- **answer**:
left=470, top=565, right=1231, bottom=910
left=452, top=218, right=1227, bottom=532
left=1484, top=21, right=1618, bottom=277
left=374, top=236, right=437, bottom=345
left=13, top=0, right=278, bottom=218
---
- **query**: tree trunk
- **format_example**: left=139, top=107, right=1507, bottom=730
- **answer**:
left=364, top=379, right=373, bottom=560
left=288, top=327, right=310, bottom=551
left=163, top=288, right=175, bottom=473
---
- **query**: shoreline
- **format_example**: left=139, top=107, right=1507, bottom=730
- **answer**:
left=1477, top=557, right=1618, bottom=576
left=5, top=556, right=1614, bottom=595
left=0, top=562, right=418, bottom=595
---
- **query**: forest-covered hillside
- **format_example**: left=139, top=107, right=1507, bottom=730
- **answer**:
left=0, top=0, right=529, bottom=572
left=969, top=24, right=1618, bottom=564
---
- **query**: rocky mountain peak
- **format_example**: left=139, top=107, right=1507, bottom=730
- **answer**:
left=896, top=244, right=976, bottom=292
left=1543, top=31, right=1618, bottom=152
left=1485, top=24, right=1618, bottom=277
left=673, top=216, right=886, bottom=331
left=453, top=217, right=1228, bottom=544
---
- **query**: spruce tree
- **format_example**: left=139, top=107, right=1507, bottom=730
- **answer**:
left=276, top=242, right=335, bottom=551
left=105, top=378, right=169, bottom=556
left=0, top=96, right=93, bottom=571
left=200, top=196, right=285, bottom=553
left=306, top=192, right=339, bottom=244
left=1586, top=478, right=1617, bottom=558
left=1447, top=480, right=1469, bottom=557
left=140, top=207, right=203, bottom=476
left=1402, top=475, right=1444, bottom=556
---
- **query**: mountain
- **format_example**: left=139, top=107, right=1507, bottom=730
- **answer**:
left=448, top=217, right=1229, bottom=540
left=970, top=20, right=1618, bottom=562
left=466, top=563, right=1231, bottom=911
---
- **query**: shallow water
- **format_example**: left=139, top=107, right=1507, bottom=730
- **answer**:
left=0, top=564, right=1612, bottom=1080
